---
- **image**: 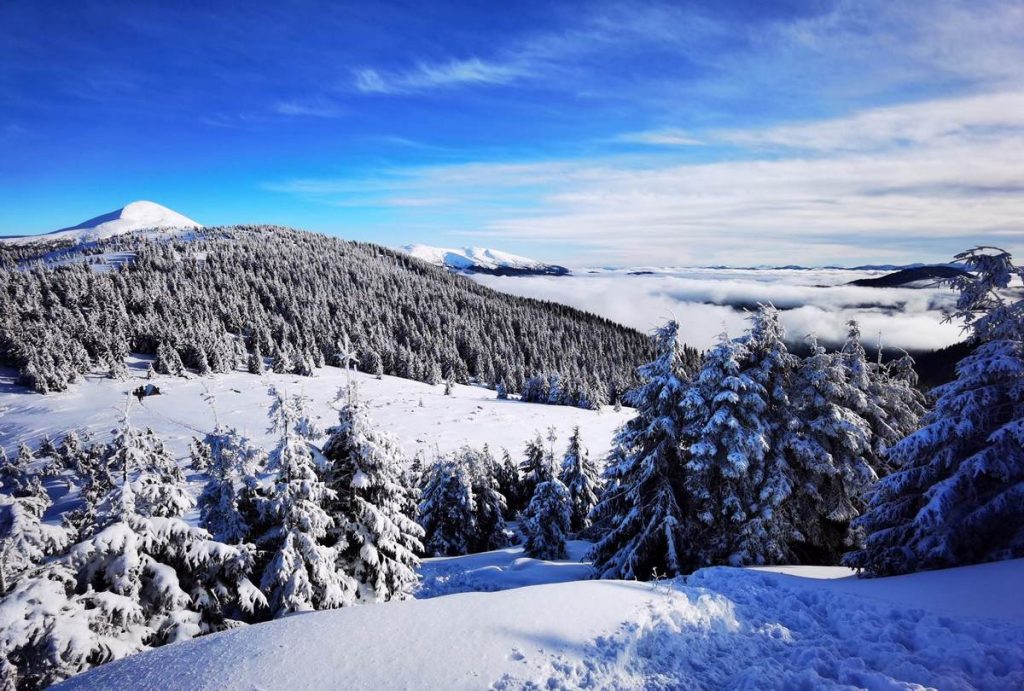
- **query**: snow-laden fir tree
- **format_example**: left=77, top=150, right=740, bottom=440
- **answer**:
left=0, top=410, right=265, bottom=689
left=787, top=337, right=875, bottom=563
left=847, top=247, right=1024, bottom=576
left=320, top=387, right=424, bottom=603
left=129, top=427, right=192, bottom=520
left=0, top=445, right=45, bottom=500
left=458, top=446, right=511, bottom=552
left=418, top=456, right=477, bottom=557
left=588, top=320, right=690, bottom=579
left=680, top=333, right=773, bottom=569
left=735, top=304, right=798, bottom=561
left=154, top=342, right=184, bottom=376
left=841, top=322, right=926, bottom=474
left=247, top=343, right=265, bottom=375
left=521, top=478, right=572, bottom=560
left=259, top=388, right=355, bottom=615
left=196, top=427, right=266, bottom=544
left=559, top=426, right=601, bottom=532
left=0, top=492, right=70, bottom=595
left=518, top=432, right=551, bottom=501
left=496, top=448, right=525, bottom=514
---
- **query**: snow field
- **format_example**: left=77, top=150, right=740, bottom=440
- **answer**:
left=0, top=359, right=632, bottom=470
left=57, top=557, right=1024, bottom=690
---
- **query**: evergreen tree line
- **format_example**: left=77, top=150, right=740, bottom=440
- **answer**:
left=0, top=226, right=651, bottom=402
left=589, top=247, right=1024, bottom=580
left=0, top=386, right=423, bottom=689
left=416, top=426, right=602, bottom=563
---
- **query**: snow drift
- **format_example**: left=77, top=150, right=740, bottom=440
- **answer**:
left=56, top=559, right=1024, bottom=690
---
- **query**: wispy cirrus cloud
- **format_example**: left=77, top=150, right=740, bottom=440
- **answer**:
left=353, top=58, right=529, bottom=94
left=267, top=87, right=1024, bottom=266
left=272, top=99, right=347, bottom=118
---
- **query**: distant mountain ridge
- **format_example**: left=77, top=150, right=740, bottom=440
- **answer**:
left=1, top=201, right=201, bottom=246
left=400, top=244, right=570, bottom=276
left=848, top=265, right=970, bottom=288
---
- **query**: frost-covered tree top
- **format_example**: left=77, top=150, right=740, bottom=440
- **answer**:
left=321, top=392, right=423, bottom=603
left=589, top=320, right=690, bottom=580
left=945, top=246, right=1024, bottom=342
left=849, top=246, right=1024, bottom=576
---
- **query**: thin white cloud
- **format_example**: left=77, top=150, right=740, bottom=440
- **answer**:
left=272, top=99, right=346, bottom=118
left=615, top=129, right=704, bottom=147
left=353, top=58, right=529, bottom=94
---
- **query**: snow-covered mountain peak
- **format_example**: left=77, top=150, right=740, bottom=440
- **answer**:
left=400, top=243, right=570, bottom=276
left=2, top=200, right=201, bottom=246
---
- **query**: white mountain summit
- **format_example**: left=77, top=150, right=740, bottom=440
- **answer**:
left=1, top=200, right=201, bottom=246
left=400, top=244, right=570, bottom=276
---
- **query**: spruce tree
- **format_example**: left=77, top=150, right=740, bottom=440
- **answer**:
left=847, top=247, right=1024, bottom=575
left=196, top=427, right=266, bottom=544
left=588, top=320, right=689, bottom=579
left=321, top=389, right=424, bottom=603
left=418, top=456, right=476, bottom=557
left=522, top=479, right=572, bottom=560
left=559, top=427, right=601, bottom=532
left=259, top=389, right=354, bottom=615
left=787, top=338, right=874, bottom=563
left=681, top=334, right=773, bottom=569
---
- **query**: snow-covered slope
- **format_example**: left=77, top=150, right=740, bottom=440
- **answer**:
left=0, top=357, right=631, bottom=474
left=57, top=558, right=1024, bottom=690
left=400, top=244, right=570, bottom=276
left=1, top=201, right=201, bottom=246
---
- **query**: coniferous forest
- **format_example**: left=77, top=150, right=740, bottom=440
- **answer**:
left=0, top=226, right=678, bottom=404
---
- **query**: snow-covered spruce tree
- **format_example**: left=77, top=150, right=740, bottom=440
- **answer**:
left=588, top=320, right=690, bottom=579
left=846, top=247, right=1024, bottom=576
left=0, top=492, right=69, bottom=596
left=154, top=342, right=184, bottom=376
left=518, top=432, right=551, bottom=501
left=559, top=426, right=601, bottom=532
left=841, top=321, right=926, bottom=475
left=0, top=445, right=44, bottom=500
left=459, top=446, right=511, bottom=552
left=497, top=448, right=525, bottom=515
left=788, top=337, right=875, bottom=563
left=521, top=478, right=572, bottom=560
left=680, top=333, right=774, bottom=569
left=417, top=456, right=477, bottom=557
left=735, top=304, right=799, bottom=562
left=246, top=343, right=265, bottom=375
left=320, top=388, right=423, bottom=603
left=129, top=428, right=191, bottom=520
left=196, top=427, right=266, bottom=544
left=259, top=389, right=354, bottom=615
left=0, top=412, right=265, bottom=689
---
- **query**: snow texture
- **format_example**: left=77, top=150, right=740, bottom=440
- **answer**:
left=56, top=558, right=1024, bottom=690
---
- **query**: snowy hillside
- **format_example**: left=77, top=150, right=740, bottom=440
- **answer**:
left=58, top=555, right=1024, bottom=690
left=400, top=244, right=570, bottom=276
left=0, top=201, right=201, bottom=246
left=0, top=358, right=631, bottom=473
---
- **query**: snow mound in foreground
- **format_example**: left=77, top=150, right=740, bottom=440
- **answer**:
left=418, top=541, right=594, bottom=598
left=57, top=560, right=1024, bottom=690
left=2, top=201, right=201, bottom=245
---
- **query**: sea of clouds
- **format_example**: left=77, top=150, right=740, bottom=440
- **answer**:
left=474, top=267, right=964, bottom=353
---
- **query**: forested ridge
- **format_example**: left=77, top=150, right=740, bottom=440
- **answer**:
left=0, top=226, right=676, bottom=402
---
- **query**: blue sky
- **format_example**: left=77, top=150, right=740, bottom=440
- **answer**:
left=1, top=0, right=1021, bottom=265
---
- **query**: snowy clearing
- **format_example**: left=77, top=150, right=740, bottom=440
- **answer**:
left=0, top=359, right=632, bottom=466
left=57, top=557, right=1024, bottom=690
